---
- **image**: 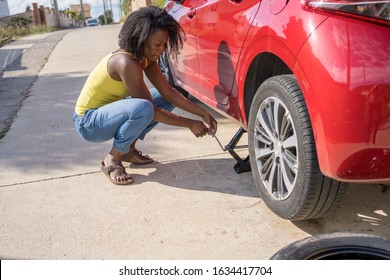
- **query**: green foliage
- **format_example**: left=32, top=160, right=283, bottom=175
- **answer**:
left=98, top=15, right=104, bottom=25
left=0, top=15, right=54, bottom=42
left=121, top=0, right=130, bottom=16
left=119, top=0, right=166, bottom=21
left=152, top=0, right=167, bottom=8
left=0, top=16, right=33, bottom=40
left=8, top=16, right=32, bottom=28
left=98, top=10, right=114, bottom=25
left=64, top=10, right=81, bottom=20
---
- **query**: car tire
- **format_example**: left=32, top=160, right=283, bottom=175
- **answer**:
left=270, top=233, right=390, bottom=260
left=158, top=52, right=189, bottom=98
left=248, top=75, right=347, bottom=220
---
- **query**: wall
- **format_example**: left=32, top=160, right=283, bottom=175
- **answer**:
left=0, top=0, right=10, bottom=17
left=41, top=7, right=80, bottom=28
left=69, top=4, right=91, bottom=19
left=32, top=3, right=81, bottom=28
left=130, top=0, right=152, bottom=13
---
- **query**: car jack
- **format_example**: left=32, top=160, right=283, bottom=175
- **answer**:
left=213, top=127, right=251, bottom=174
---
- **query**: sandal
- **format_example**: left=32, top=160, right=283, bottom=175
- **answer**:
left=121, top=150, right=154, bottom=165
left=100, top=161, right=134, bottom=185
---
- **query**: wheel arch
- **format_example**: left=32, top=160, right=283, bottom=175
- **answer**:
left=243, top=52, right=292, bottom=121
left=240, top=50, right=329, bottom=179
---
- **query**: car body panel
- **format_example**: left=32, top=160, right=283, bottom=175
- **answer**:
left=166, top=0, right=203, bottom=92
left=294, top=16, right=390, bottom=181
left=196, top=0, right=261, bottom=106
left=235, top=1, right=328, bottom=125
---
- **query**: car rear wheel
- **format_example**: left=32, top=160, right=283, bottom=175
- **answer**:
left=248, top=75, right=347, bottom=220
left=270, top=233, right=390, bottom=259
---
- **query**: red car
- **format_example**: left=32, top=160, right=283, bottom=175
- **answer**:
left=160, top=0, right=390, bottom=220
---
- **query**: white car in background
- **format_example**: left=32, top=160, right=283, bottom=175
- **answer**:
left=86, top=18, right=98, bottom=27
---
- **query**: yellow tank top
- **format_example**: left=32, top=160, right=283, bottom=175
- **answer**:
left=75, top=52, right=136, bottom=116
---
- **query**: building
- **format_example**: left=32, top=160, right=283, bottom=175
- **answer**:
left=0, top=0, right=10, bottom=17
left=69, top=3, right=91, bottom=19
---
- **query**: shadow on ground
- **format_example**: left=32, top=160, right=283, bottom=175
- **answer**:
left=293, top=183, right=390, bottom=238
left=129, top=158, right=257, bottom=198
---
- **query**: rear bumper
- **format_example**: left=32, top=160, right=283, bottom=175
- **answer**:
left=295, top=17, right=390, bottom=182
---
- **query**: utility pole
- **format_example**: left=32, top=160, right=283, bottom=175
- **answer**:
left=102, top=0, right=108, bottom=25
left=79, top=0, right=86, bottom=26
left=120, top=0, right=122, bottom=17
left=52, top=0, right=61, bottom=27
left=119, top=0, right=123, bottom=19
left=109, top=0, right=113, bottom=23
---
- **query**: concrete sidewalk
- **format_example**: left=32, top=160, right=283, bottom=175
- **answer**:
left=0, top=30, right=70, bottom=138
left=0, top=25, right=389, bottom=260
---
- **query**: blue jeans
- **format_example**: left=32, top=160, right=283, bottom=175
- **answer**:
left=73, top=88, right=174, bottom=153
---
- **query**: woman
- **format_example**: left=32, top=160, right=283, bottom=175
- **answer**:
left=73, top=6, right=217, bottom=185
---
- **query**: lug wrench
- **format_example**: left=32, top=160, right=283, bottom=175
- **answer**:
left=212, top=134, right=227, bottom=151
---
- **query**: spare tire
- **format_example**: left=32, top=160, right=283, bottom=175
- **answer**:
left=270, top=232, right=390, bottom=260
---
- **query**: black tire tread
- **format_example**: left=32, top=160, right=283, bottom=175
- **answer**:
left=248, top=75, right=347, bottom=220
left=271, top=233, right=390, bottom=260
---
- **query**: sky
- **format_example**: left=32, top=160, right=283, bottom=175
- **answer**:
left=8, top=0, right=122, bottom=21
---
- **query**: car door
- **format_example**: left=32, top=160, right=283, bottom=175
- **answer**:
left=166, top=0, right=206, bottom=93
left=195, top=0, right=262, bottom=108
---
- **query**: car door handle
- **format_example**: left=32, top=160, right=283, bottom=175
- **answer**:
left=187, top=8, right=196, bottom=19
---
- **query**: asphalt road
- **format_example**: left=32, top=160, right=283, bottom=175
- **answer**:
left=0, top=25, right=389, bottom=260
left=0, top=30, right=70, bottom=138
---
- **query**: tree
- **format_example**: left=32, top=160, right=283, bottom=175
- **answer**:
left=121, top=0, right=130, bottom=16
left=99, top=10, right=113, bottom=25
left=64, top=10, right=81, bottom=20
left=152, top=0, right=166, bottom=8
left=120, top=0, right=165, bottom=19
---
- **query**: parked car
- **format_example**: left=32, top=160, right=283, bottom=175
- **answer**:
left=86, top=18, right=99, bottom=27
left=161, top=0, right=390, bottom=220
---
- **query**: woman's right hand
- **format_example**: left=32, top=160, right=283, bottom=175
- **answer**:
left=189, top=120, right=210, bottom=137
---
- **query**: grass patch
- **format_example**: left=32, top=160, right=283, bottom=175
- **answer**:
left=0, top=15, right=56, bottom=45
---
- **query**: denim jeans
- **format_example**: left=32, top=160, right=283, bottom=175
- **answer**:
left=73, top=88, right=175, bottom=153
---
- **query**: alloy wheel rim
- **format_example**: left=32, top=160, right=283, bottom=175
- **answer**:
left=253, top=97, right=298, bottom=200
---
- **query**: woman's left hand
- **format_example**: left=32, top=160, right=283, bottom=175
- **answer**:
left=203, top=113, right=217, bottom=136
